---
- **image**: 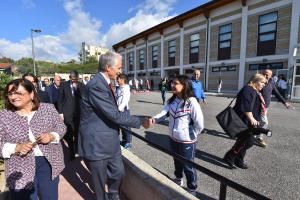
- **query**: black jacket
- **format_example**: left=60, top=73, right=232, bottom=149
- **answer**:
left=57, top=80, right=84, bottom=122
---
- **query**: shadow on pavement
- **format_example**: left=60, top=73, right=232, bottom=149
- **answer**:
left=136, top=100, right=163, bottom=105
left=195, top=150, right=232, bottom=169
left=204, top=128, right=233, bottom=140
left=61, top=142, right=96, bottom=200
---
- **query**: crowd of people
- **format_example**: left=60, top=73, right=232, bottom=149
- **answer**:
left=0, top=50, right=293, bottom=200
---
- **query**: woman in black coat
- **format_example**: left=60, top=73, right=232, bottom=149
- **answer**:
left=224, top=73, right=267, bottom=169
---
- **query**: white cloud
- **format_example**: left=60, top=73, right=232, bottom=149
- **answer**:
left=1, top=0, right=176, bottom=62
left=102, top=0, right=176, bottom=48
left=21, top=0, right=36, bottom=9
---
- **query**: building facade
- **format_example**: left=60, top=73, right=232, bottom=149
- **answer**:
left=0, top=63, right=13, bottom=75
left=79, top=42, right=108, bottom=64
left=113, top=0, right=300, bottom=96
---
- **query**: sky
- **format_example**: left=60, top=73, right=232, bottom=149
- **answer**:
left=0, top=0, right=210, bottom=62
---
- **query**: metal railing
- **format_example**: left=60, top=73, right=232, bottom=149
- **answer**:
left=129, top=130, right=271, bottom=200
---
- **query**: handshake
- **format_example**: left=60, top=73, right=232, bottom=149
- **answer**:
left=141, top=117, right=156, bottom=129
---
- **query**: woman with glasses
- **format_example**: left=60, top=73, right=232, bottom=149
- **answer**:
left=0, top=78, right=66, bottom=200
left=151, top=75, right=204, bottom=196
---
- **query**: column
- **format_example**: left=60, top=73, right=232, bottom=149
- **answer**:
left=160, top=34, right=164, bottom=78
left=134, top=44, right=137, bottom=78
left=288, top=0, right=300, bottom=69
left=179, top=26, right=184, bottom=75
left=204, top=17, right=211, bottom=91
left=124, top=47, right=127, bottom=74
left=238, top=5, right=248, bottom=90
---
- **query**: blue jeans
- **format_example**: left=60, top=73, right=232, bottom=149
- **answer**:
left=161, top=90, right=166, bottom=104
left=10, top=156, right=59, bottom=200
left=170, top=139, right=197, bottom=190
left=121, top=110, right=132, bottom=144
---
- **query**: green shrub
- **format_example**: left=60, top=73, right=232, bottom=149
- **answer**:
left=0, top=73, right=12, bottom=109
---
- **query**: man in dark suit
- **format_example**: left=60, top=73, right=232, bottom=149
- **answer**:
left=22, top=73, right=50, bottom=103
left=78, top=51, right=151, bottom=200
left=46, top=75, right=62, bottom=109
left=57, top=70, right=84, bottom=159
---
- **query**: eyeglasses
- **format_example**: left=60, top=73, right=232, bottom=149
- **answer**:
left=7, top=91, right=28, bottom=97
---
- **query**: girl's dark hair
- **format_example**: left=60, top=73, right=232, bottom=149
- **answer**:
left=4, top=78, right=40, bottom=111
left=167, top=75, right=194, bottom=107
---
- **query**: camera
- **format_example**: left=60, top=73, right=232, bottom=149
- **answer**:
left=250, top=127, right=272, bottom=137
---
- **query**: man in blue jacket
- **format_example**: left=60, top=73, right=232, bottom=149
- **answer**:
left=191, top=69, right=207, bottom=104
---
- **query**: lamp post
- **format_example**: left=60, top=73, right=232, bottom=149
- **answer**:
left=31, top=29, right=41, bottom=76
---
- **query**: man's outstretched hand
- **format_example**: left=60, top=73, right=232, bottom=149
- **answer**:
left=141, top=117, right=155, bottom=129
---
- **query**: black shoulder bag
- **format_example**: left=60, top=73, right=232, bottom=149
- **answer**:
left=216, top=93, right=257, bottom=139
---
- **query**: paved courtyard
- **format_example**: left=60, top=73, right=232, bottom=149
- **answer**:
left=129, top=91, right=300, bottom=200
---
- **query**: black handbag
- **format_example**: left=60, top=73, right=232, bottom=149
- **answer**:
left=216, top=94, right=257, bottom=138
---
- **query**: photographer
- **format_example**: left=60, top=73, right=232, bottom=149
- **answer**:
left=223, top=74, right=267, bottom=169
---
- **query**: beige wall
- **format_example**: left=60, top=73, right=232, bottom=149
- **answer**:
left=207, top=65, right=239, bottom=91
left=147, top=43, right=161, bottom=69
left=247, top=5, right=292, bottom=57
left=183, top=29, right=206, bottom=65
left=163, top=37, right=180, bottom=67
left=276, top=5, right=292, bottom=55
left=244, top=60, right=288, bottom=81
left=210, top=18, right=241, bottom=61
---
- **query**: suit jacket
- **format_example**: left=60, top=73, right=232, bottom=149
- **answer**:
left=78, top=73, right=141, bottom=160
left=37, top=89, right=50, bottom=103
left=57, top=80, right=84, bottom=122
left=0, top=103, right=66, bottom=189
left=46, top=84, right=60, bottom=109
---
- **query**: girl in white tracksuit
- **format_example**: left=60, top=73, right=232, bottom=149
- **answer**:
left=153, top=75, right=204, bottom=194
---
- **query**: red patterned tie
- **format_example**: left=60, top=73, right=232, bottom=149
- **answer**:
left=109, top=83, right=117, bottom=105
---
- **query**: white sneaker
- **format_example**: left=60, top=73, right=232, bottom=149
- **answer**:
left=173, top=177, right=183, bottom=187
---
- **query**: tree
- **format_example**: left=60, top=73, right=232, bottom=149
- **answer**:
left=85, top=56, right=98, bottom=64
left=0, top=57, right=14, bottom=64
left=0, top=73, right=12, bottom=109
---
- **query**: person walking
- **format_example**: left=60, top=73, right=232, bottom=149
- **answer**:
left=159, top=77, right=168, bottom=105
left=116, top=74, right=133, bottom=149
left=152, top=75, right=204, bottom=196
left=78, top=51, right=151, bottom=200
left=57, top=70, right=84, bottom=159
left=256, top=70, right=292, bottom=147
left=191, top=69, right=206, bottom=104
left=22, top=73, right=50, bottom=103
left=277, top=75, right=287, bottom=98
left=46, top=75, right=62, bottom=110
left=0, top=78, right=66, bottom=200
left=223, top=74, right=267, bottom=169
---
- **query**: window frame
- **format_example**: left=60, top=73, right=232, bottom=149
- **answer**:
left=152, top=45, right=158, bottom=68
left=128, top=52, right=134, bottom=71
left=168, top=40, right=176, bottom=66
left=257, top=11, right=278, bottom=56
left=218, top=23, right=232, bottom=60
left=189, top=33, right=200, bottom=64
left=139, top=49, right=144, bottom=70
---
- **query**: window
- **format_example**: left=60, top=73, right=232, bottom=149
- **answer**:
left=139, top=49, right=144, bottom=70
left=189, top=33, right=200, bottom=64
left=128, top=52, right=134, bottom=71
left=152, top=45, right=158, bottom=68
left=218, top=24, right=232, bottom=60
left=257, top=12, right=278, bottom=56
left=248, top=62, right=283, bottom=71
left=211, top=65, right=236, bottom=72
left=168, top=40, right=176, bottom=66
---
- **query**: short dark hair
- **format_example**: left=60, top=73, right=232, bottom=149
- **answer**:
left=69, top=70, right=79, bottom=77
left=4, top=78, right=40, bottom=111
left=117, top=74, right=127, bottom=82
left=22, top=73, right=38, bottom=83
